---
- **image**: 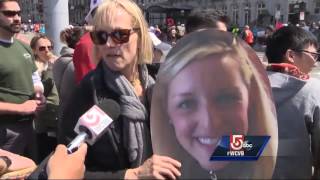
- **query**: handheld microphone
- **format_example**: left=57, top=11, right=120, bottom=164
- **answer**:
left=67, top=99, right=121, bottom=154
left=27, top=99, right=120, bottom=180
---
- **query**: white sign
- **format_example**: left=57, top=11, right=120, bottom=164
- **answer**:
left=300, top=11, right=305, bottom=20
left=275, top=10, right=281, bottom=20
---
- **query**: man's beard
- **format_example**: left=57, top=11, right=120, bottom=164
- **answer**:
left=0, top=22, right=21, bottom=33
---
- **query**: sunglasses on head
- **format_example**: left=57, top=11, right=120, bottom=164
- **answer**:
left=90, top=28, right=140, bottom=45
left=1, top=10, right=21, bottom=17
left=38, top=46, right=53, bottom=51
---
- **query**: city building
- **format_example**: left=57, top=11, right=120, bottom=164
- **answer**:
left=19, top=0, right=44, bottom=23
left=19, top=0, right=89, bottom=25
left=19, top=0, right=320, bottom=28
left=144, top=0, right=320, bottom=27
left=68, top=0, right=90, bottom=25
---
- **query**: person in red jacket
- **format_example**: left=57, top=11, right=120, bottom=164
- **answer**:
left=242, top=25, right=254, bottom=46
left=73, top=29, right=95, bottom=84
left=73, top=0, right=103, bottom=84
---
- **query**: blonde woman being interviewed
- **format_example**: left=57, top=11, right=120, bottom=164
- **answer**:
left=59, top=0, right=181, bottom=179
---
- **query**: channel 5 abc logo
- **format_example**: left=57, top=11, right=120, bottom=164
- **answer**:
left=210, top=135, right=270, bottom=161
left=229, top=135, right=253, bottom=151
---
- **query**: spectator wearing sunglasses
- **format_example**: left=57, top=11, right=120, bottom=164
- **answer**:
left=0, top=0, right=44, bottom=160
left=30, top=34, right=57, bottom=76
left=59, top=0, right=181, bottom=179
left=266, top=26, right=320, bottom=179
left=30, top=34, right=60, bottom=162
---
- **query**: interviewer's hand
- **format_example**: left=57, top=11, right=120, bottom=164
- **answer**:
left=125, top=154, right=181, bottom=179
left=47, top=144, right=87, bottom=179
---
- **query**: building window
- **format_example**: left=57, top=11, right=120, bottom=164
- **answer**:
left=257, top=2, right=266, bottom=16
left=244, top=3, right=251, bottom=25
left=232, top=4, right=239, bottom=25
left=148, top=13, right=166, bottom=27
left=222, top=4, right=227, bottom=15
left=206, top=0, right=211, bottom=6
left=315, top=2, right=320, bottom=14
left=201, top=0, right=205, bottom=6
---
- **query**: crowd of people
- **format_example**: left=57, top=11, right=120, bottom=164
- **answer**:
left=1, top=0, right=320, bottom=179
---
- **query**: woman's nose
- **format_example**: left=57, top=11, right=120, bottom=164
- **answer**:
left=197, top=104, right=223, bottom=131
left=106, top=36, right=116, bottom=47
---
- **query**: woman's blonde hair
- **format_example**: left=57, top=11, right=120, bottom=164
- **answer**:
left=92, top=0, right=152, bottom=64
left=151, top=29, right=278, bottom=179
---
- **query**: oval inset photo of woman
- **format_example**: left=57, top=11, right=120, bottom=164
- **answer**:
left=150, top=29, right=278, bottom=179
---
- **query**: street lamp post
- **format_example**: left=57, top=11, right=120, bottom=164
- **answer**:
left=43, top=0, right=69, bottom=55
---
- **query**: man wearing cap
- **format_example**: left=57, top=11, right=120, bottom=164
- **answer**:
left=147, top=31, right=172, bottom=79
left=72, top=0, right=103, bottom=84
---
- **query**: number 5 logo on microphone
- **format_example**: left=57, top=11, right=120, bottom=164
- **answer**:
left=230, top=135, right=244, bottom=151
left=82, top=106, right=104, bottom=126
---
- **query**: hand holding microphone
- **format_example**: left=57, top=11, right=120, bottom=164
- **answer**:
left=67, top=99, right=121, bottom=154
left=27, top=99, right=120, bottom=179
left=47, top=144, right=87, bottom=180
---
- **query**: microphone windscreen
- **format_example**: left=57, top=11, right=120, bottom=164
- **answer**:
left=97, top=99, right=121, bottom=120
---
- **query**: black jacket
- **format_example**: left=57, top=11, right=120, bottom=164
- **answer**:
left=58, top=63, right=153, bottom=179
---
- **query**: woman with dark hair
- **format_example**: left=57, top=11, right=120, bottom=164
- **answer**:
left=54, top=27, right=84, bottom=108
left=30, top=34, right=59, bottom=162
left=53, top=27, right=85, bottom=142
left=266, top=26, right=320, bottom=179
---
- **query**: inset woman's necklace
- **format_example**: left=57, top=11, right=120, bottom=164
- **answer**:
left=209, top=170, right=217, bottom=180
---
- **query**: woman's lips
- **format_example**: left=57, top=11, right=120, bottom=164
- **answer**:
left=197, top=137, right=219, bottom=145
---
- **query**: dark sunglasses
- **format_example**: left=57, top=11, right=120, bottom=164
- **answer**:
left=296, top=50, right=320, bottom=61
left=90, top=28, right=140, bottom=45
left=38, top=46, right=53, bottom=51
left=1, top=10, right=21, bottom=17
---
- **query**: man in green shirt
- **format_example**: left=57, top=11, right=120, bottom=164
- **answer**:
left=0, top=0, right=44, bottom=160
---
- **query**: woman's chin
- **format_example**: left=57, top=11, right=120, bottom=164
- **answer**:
left=104, top=61, right=124, bottom=72
left=199, top=161, right=229, bottom=171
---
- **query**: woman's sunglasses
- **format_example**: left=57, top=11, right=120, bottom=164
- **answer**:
left=1, top=10, right=21, bottom=17
left=38, top=46, right=53, bottom=51
left=90, top=28, right=140, bottom=45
